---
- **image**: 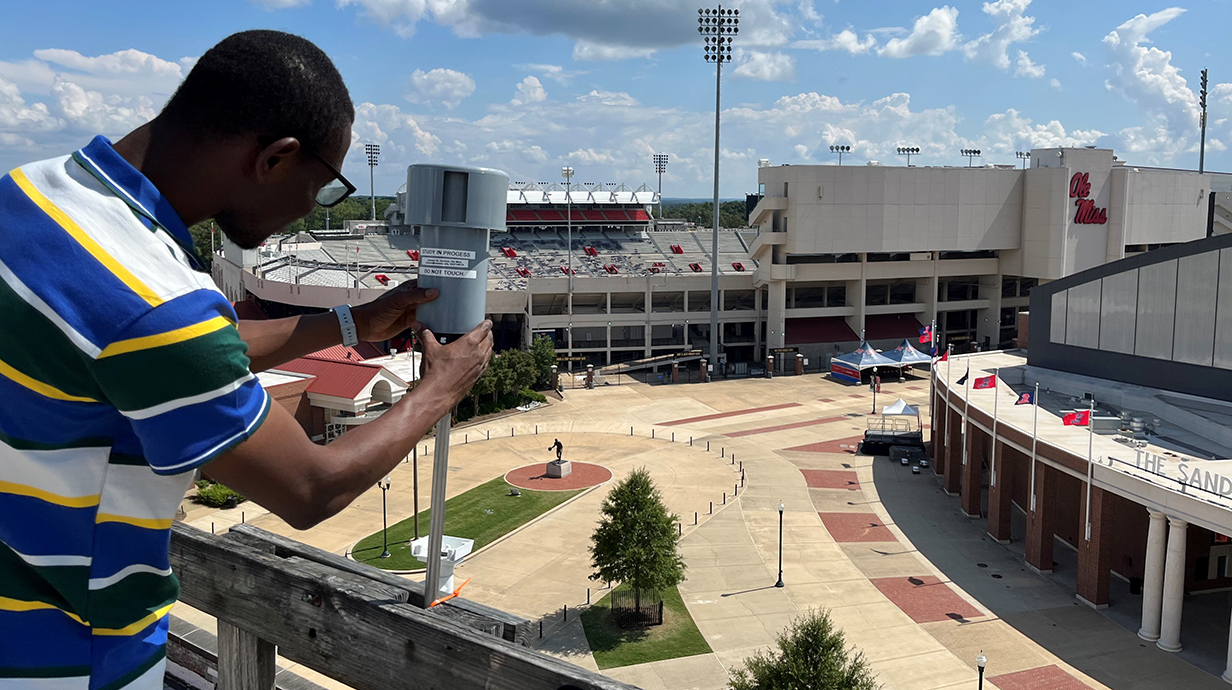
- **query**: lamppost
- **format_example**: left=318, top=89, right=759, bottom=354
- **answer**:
left=562, top=166, right=574, bottom=299
left=775, top=500, right=785, bottom=588
left=699, top=5, right=738, bottom=372
left=960, top=148, right=982, bottom=168
left=896, top=146, right=920, bottom=166
left=654, top=153, right=669, bottom=219
left=1199, top=68, right=1209, bottom=174
left=830, top=144, right=850, bottom=165
left=378, top=476, right=392, bottom=558
left=365, top=143, right=380, bottom=220
left=976, top=651, right=986, bottom=689
left=871, top=366, right=879, bottom=414
left=1015, top=151, right=1030, bottom=169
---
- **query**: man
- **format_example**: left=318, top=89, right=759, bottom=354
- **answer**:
left=0, top=30, right=492, bottom=689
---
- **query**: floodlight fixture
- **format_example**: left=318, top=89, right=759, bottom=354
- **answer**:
left=364, top=143, right=381, bottom=220
left=961, top=148, right=982, bottom=167
left=896, top=146, right=920, bottom=166
left=829, top=144, right=851, bottom=165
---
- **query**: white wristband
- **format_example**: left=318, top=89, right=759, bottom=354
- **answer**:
left=333, top=304, right=359, bottom=347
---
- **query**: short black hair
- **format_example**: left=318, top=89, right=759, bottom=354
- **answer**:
left=160, top=30, right=353, bottom=152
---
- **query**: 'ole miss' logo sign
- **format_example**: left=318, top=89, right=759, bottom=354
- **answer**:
left=1070, top=172, right=1107, bottom=225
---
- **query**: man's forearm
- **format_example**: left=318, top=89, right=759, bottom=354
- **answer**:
left=238, top=313, right=343, bottom=372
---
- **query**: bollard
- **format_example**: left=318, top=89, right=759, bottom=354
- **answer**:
left=672, top=432, right=675, bottom=442
left=722, top=447, right=725, bottom=457
left=723, top=492, right=726, bottom=504
left=512, top=427, right=514, bottom=437
left=695, top=511, right=698, bottom=525
left=742, top=474, right=745, bottom=487
left=739, top=460, right=743, bottom=472
left=211, top=522, right=215, bottom=535
left=734, top=483, right=738, bottom=496
left=487, top=430, right=490, bottom=440
left=630, top=426, right=633, bottom=436
left=465, top=434, right=468, bottom=444
left=536, top=425, right=538, bottom=434
left=690, top=437, right=693, bottom=446
left=563, top=605, right=567, bottom=622
left=540, top=620, right=543, bottom=638
left=731, top=456, right=734, bottom=465
left=241, top=512, right=245, bottom=524
left=707, top=441, right=710, bottom=452
left=678, top=523, right=682, bottom=535
left=709, top=501, right=713, bottom=514
left=652, top=429, right=655, bottom=439
left=587, top=588, right=591, bottom=605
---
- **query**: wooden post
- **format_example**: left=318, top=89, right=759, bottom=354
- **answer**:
left=217, top=620, right=275, bottom=690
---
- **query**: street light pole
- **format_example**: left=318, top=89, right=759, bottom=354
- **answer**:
left=378, top=476, right=392, bottom=558
left=896, top=146, right=919, bottom=167
left=1199, top=68, right=1209, bottom=174
left=960, top=148, right=982, bottom=168
left=700, top=5, right=738, bottom=376
left=829, top=144, right=850, bottom=165
left=365, top=143, right=380, bottom=221
left=977, top=652, right=986, bottom=690
left=654, top=153, right=669, bottom=219
left=562, top=166, right=574, bottom=298
left=775, top=500, right=785, bottom=587
left=1016, top=151, right=1030, bottom=169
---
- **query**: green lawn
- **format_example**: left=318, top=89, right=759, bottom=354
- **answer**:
left=580, top=583, right=712, bottom=669
left=353, top=476, right=583, bottom=569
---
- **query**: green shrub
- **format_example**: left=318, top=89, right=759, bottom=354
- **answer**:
left=729, top=609, right=878, bottom=690
left=520, top=388, right=547, bottom=403
left=194, top=482, right=247, bottom=508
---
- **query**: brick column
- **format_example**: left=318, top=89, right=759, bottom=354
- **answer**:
left=986, top=440, right=1013, bottom=543
left=944, top=407, right=962, bottom=495
left=932, top=387, right=946, bottom=475
left=961, top=428, right=983, bottom=518
left=1077, top=483, right=1113, bottom=608
left=1025, top=462, right=1056, bottom=574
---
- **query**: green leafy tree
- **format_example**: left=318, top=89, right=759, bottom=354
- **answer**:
left=286, top=196, right=394, bottom=234
left=660, top=200, right=748, bottom=229
left=589, top=468, right=685, bottom=609
left=487, top=353, right=515, bottom=402
left=505, top=349, right=538, bottom=393
left=188, top=221, right=217, bottom=270
left=469, top=364, right=497, bottom=416
left=530, top=334, right=556, bottom=388
left=729, top=609, right=879, bottom=690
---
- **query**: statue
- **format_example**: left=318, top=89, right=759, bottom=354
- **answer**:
left=549, top=438, right=563, bottom=462
left=546, top=438, right=571, bottom=478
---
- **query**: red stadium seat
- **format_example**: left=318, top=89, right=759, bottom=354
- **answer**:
left=603, top=210, right=630, bottom=222
left=374, top=274, right=389, bottom=285
left=509, top=209, right=539, bottom=222
left=732, top=262, right=745, bottom=272
left=689, top=263, right=703, bottom=272
left=630, top=210, right=651, bottom=222
left=582, top=210, right=605, bottom=222
left=407, top=250, right=420, bottom=260
left=670, top=244, right=683, bottom=254
left=538, top=209, right=565, bottom=221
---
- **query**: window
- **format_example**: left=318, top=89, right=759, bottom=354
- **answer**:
left=571, top=326, right=606, bottom=349
left=651, top=324, right=684, bottom=346
left=652, top=292, right=684, bottom=312
left=1000, top=307, right=1018, bottom=327
left=688, top=323, right=711, bottom=345
left=1020, top=277, right=1038, bottom=296
left=532, top=293, right=568, bottom=316
left=572, top=293, right=606, bottom=314
left=865, top=284, right=888, bottom=306
left=610, top=292, right=645, bottom=314
left=792, top=287, right=827, bottom=309
left=611, top=325, right=645, bottom=348
left=724, top=321, right=756, bottom=343
left=688, top=291, right=711, bottom=312
left=724, top=289, right=755, bottom=311
left=889, top=282, right=916, bottom=305
left=945, top=280, right=979, bottom=302
left=1001, top=277, right=1019, bottom=299
left=827, top=285, right=846, bottom=307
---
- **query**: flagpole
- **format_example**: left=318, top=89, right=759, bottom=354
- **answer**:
left=1030, top=382, right=1039, bottom=512
left=962, top=358, right=971, bottom=467
left=945, top=346, right=953, bottom=448
left=990, top=367, right=999, bottom=487
left=1084, top=397, right=1095, bottom=541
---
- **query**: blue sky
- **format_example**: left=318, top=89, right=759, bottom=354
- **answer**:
left=1, top=0, right=1230, bottom=197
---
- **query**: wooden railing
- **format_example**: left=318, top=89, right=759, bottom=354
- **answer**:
left=170, top=523, right=640, bottom=690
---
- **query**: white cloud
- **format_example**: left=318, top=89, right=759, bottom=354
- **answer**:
left=878, top=6, right=961, bottom=58
left=250, top=0, right=310, bottom=8
left=1102, top=7, right=1198, bottom=162
left=961, top=0, right=1039, bottom=70
left=572, top=41, right=656, bottom=62
left=1071, top=51, right=1088, bottom=67
left=575, top=90, right=639, bottom=107
left=513, top=63, right=586, bottom=84
left=352, top=101, right=441, bottom=157
left=1014, top=50, right=1045, bottom=78
left=733, top=51, right=796, bottom=82
left=511, top=76, right=546, bottom=106
left=795, top=29, right=877, bottom=55
left=1049, top=78, right=1061, bottom=89
left=798, top=0, right=822, bottom=24
left=983, top=108, right=1104, bottom=152
left=404, top=68, right=475, bottom=109
left=0, top=77, right=60, bottom=132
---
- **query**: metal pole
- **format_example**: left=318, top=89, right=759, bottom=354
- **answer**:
left=424, top=414, right=451, bottom=604
left=1199, top=68, right=1209, bottom=174
left=1029, top=382, right=1039, bottom=511
left=775, top=507, right=784, bottom=588
left=990, top=367, right=999, bottom=486
left=413, top=446, right=419, bottom=539
left=945, top=345, right=952, bottom=447
left=380, top=485, right=390, bottom=559
left=709, top=44, right=722, bottom=371
left=1085, top=397, right=1095, bottom=541
left=370, top=162, right=376, bottom=220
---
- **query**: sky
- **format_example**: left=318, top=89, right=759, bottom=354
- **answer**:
left=1, top=0, right=1231, bottom=198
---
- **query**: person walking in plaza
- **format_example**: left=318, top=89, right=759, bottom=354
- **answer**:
left=0, top=30, right=492, bottom=689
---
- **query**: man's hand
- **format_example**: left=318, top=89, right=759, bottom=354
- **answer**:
left=416, top=320, right=494, bottom=404
left=353, top=282, right=439, bottom=342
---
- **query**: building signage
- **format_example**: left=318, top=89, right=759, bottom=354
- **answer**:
left=1069, top=172, right=1107, bottom=225
left=1110, top=451, right=1232, bottom=500
left=830, top=360, right=861, bottom=384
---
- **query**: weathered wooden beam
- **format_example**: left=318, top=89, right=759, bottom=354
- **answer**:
left=171, top=523, right=638, bottom=690
left=226, top=523, right=531, bottom=645
left=217, top=620, right=276, bottom=690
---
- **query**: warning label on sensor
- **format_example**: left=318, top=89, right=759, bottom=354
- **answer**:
left=421, top=247, right=475, bottom=260
left=421, top=256, right=470, bottom=268
left=419, top=266, right=477, bottom=279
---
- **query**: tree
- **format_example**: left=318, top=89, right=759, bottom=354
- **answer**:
left=729, top=609, right=879, bottom=690
left=660, top=200, right=748, bottom=229
left=469, top=364, right=496, bottom=416
left=188, top=221, right=217, bottom=270
left=530, top=334, right=556, bottom=388
left=589, top=468, right=685, bottom=609
left=505, top=349, right=538, bottom=393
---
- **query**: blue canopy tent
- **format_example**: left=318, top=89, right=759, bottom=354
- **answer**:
left=829, top=342, right=896, bottom=384
left=885, top=339, right=932, bottom=366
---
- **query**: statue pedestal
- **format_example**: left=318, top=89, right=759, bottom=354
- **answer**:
left=546, top=460, right=572, bottom=478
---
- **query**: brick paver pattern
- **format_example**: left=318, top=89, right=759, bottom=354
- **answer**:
left=818, top=512, right=897, bottom=542
left=987, top=664, right=1090, bottom=690
left=783, top=435, right=865, bottom=454
left=870, top=575, right=985, bottom=624
left=800, top=469, right=861, bottom=490
left=659, top=402, right=802, bottom=426
left=725, top=416, right=847, bottom=438
left=504, top=462, right=613, bottom=491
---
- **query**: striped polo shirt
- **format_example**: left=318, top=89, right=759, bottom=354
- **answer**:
left=0, top=136, right=270, bottom=689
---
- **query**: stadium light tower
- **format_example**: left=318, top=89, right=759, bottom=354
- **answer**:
left=1016, top=151, right=1030, bottom=169
left=365, top=143, right=380, bottom=220
left=1199, top=68, right=1209, bottom=174
left=960, top=148, right=982, bottom=167
left=896, top=146, right=919, bottom=166
left=562, top=166, right=574, bottom=298
left=653, top=153, right=669, bottom=219
left=700, top=4, right=737, bottom=372
left=830, top=144, right=850, bottom=165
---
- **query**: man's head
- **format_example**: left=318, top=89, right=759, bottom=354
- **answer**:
left=158, top=30, right=354, bottom=248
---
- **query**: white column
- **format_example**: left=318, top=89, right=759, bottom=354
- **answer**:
left=1222, top=606, right=1232, bottom=684
left=1138, top=511, right=1167, bottom=642
left=1157, top=516, right=1188, bottom=653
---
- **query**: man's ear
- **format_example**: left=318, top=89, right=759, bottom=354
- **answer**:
left=253, top=137, right=302, bottom=184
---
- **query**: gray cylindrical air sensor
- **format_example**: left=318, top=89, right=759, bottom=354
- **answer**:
left=406, top=164, right=509, bottom=340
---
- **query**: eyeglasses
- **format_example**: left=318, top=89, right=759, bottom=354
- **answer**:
left=309, top=149, right=357, bottom=208
left=257, top=136, right=356, bottom=208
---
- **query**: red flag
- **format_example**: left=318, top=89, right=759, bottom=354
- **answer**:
left=936, top=350, right=949, bottom=363
left=1063, top=410, right=1090, bottom=426
left=973, top=374, right=996, bottom=390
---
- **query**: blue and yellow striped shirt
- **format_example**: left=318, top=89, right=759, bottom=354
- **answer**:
left=0, top=136, right=270, bottom=689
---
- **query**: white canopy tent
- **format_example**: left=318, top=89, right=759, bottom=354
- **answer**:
left=881, top=398, right=919, bottom=416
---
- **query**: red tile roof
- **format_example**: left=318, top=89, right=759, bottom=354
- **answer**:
left=785, top=317, right=858, bottom=345
left=276, top=356, right=387, bottom=399
left=310, top=343, right=387, bottom=361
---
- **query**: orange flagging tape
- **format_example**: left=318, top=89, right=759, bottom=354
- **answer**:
left=428, top=578, right=472, bottom=607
